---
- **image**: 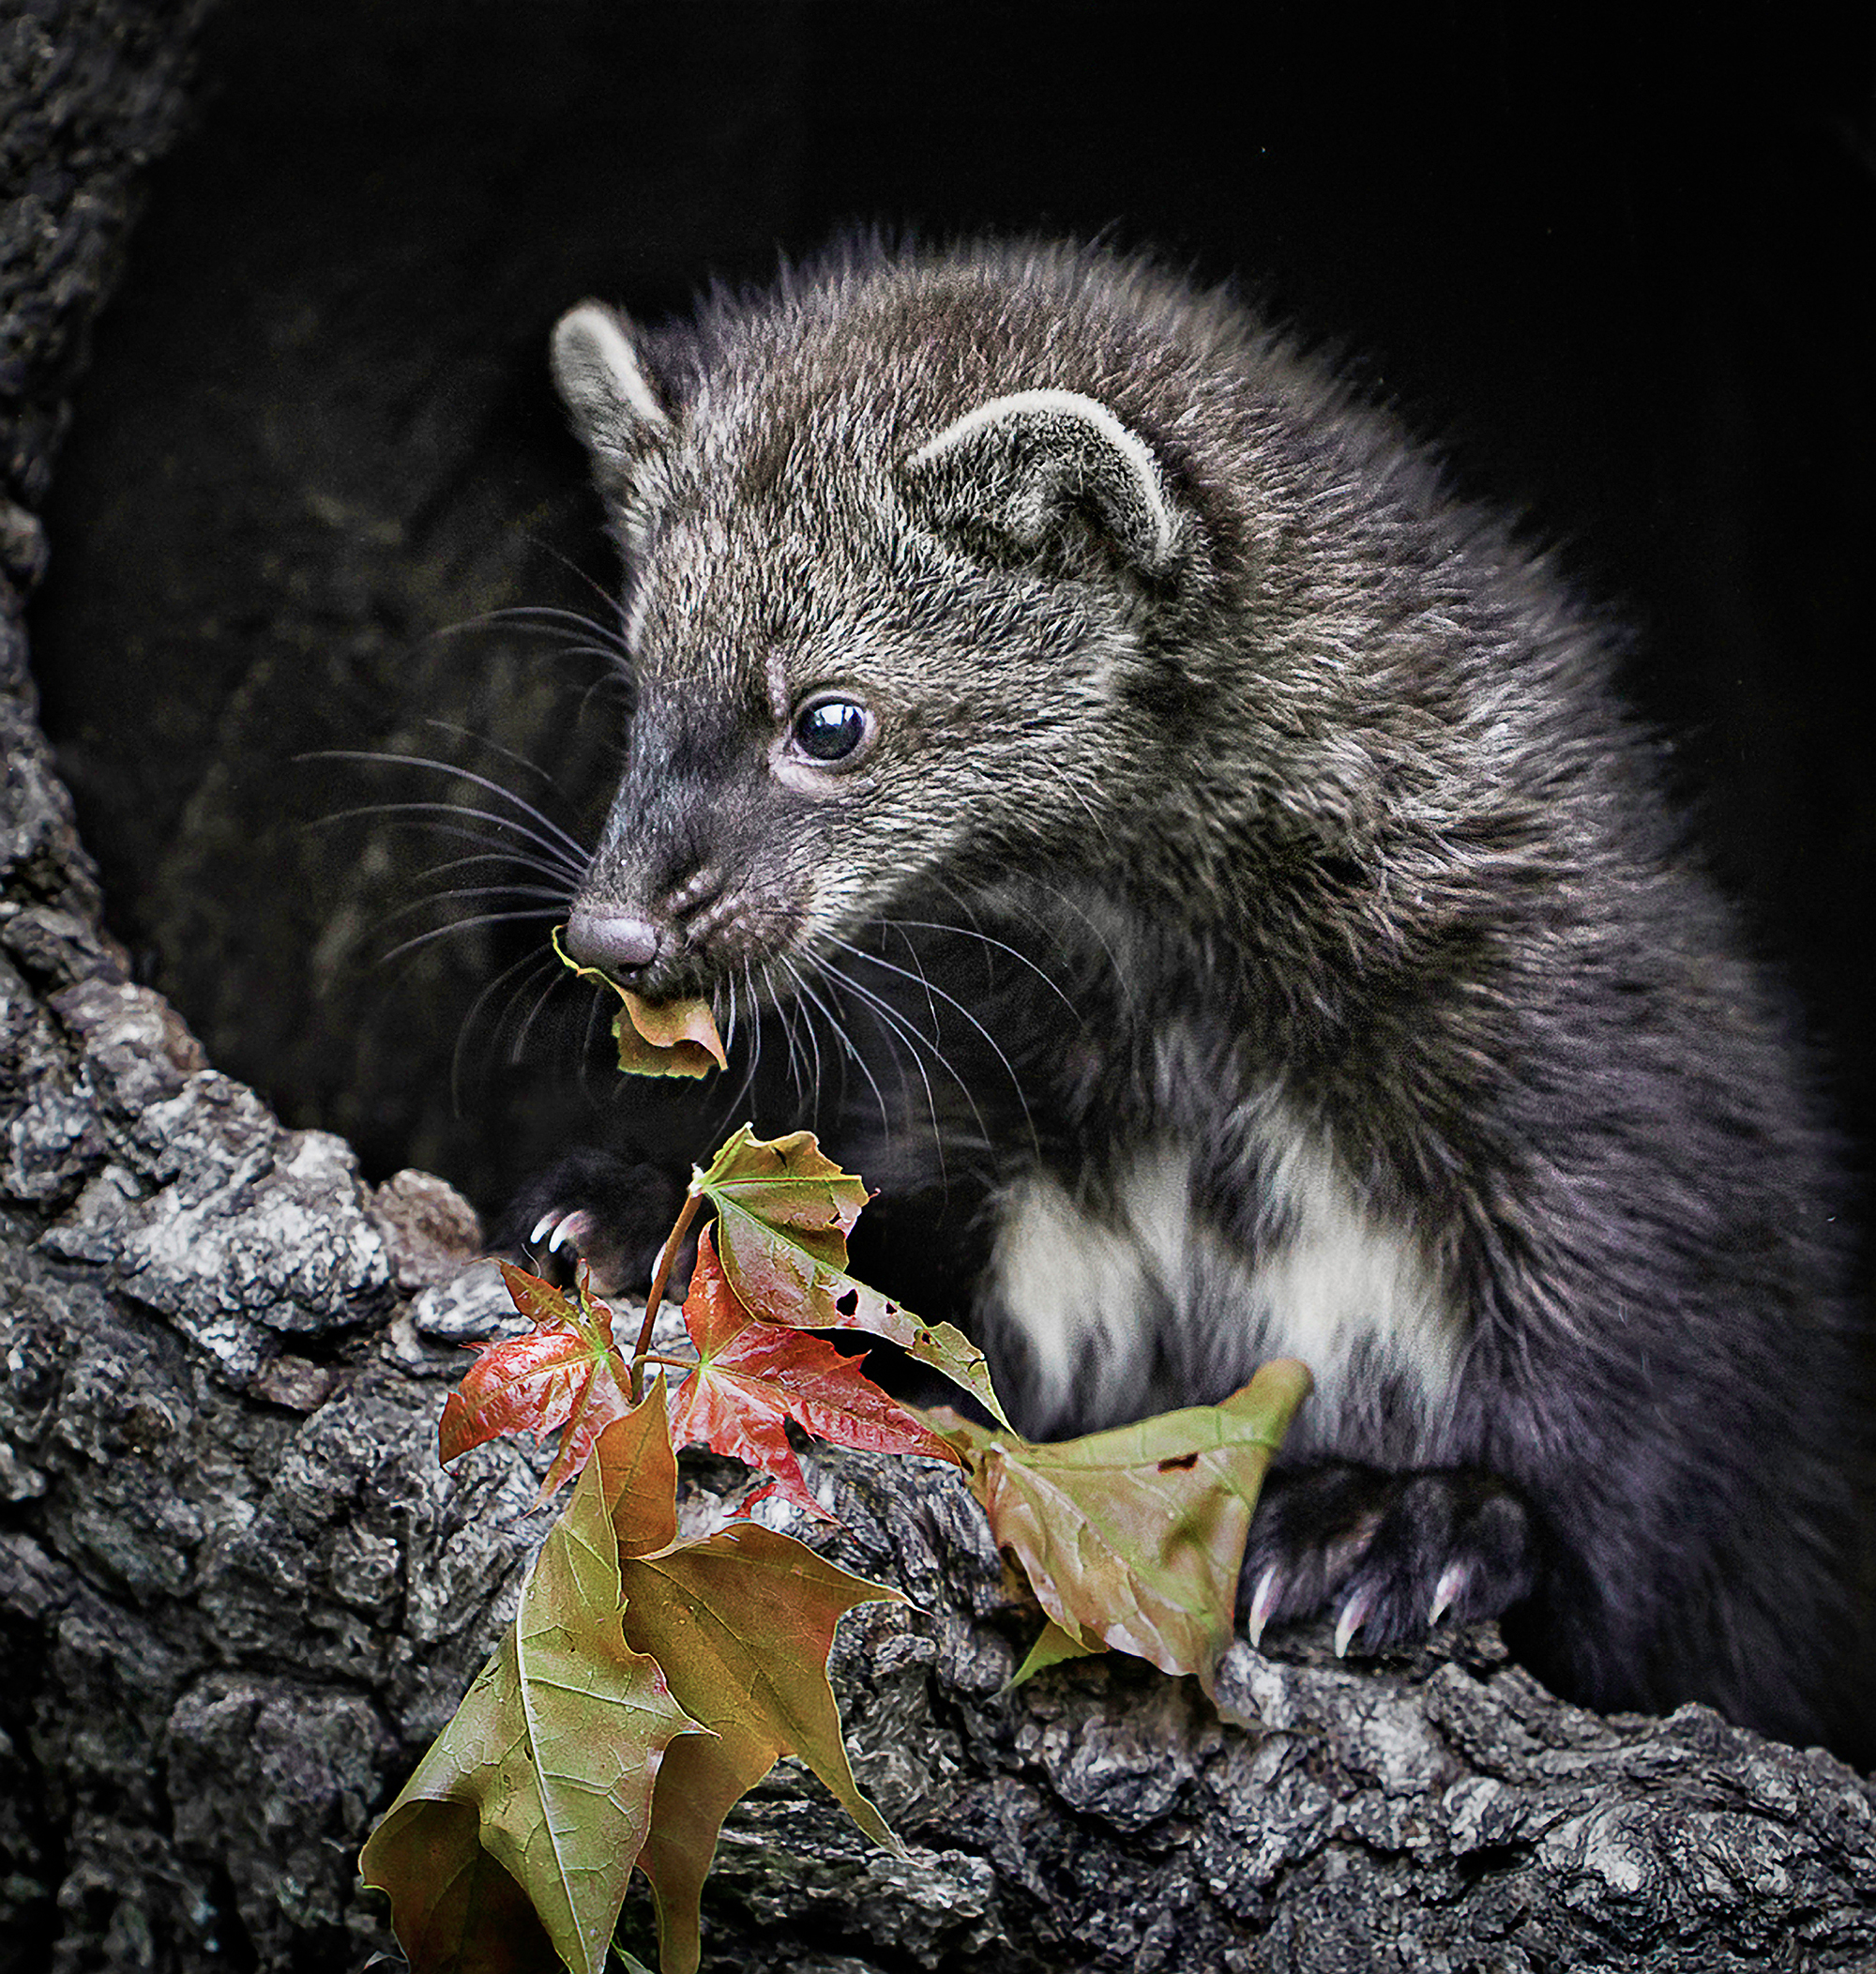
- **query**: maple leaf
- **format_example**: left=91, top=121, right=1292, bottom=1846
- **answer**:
left=356, top=1803, right=558, bottom=1972
left=362, top=1403, right=705, bottom=1974
left=581, top=1410, right=906, bottom=1974
left=552, top=924, right=726, bottom=1077
left=668, top=1227, right=960, bottom=1520
left=602, top=1359, right=681, bottom=1560
left=439, top=1262, right=634, bottom=1501
left=941, top=1358, right=1313, bottom=1700
left=695, top=1124, right=1012, bottom=1427
left=1007, top=1617, right=1100, bottom=1686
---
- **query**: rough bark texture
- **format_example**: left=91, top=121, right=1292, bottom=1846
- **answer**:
left=5, top=7, right=1876, bottom=1973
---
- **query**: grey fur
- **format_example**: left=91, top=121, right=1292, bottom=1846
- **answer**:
left=539, top=236, right=1865, bottom=1751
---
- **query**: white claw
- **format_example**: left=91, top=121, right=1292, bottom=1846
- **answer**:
left=1430, top=1561, right=1470, bottom=1629
left=1246, top=1566, right=1280, bottom=1648
left=550, top=1209, right=598, bottom=1256
left=1334, top=1586, right=1375, bottom=1659
left=528, top=1211, right=557, bottom=1249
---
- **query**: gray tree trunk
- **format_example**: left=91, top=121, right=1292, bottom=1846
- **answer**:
left=4, top=7, right=1875, bottom=1972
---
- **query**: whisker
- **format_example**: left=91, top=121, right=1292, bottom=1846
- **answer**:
left=885, top=924, right=945, bottom=1035
left=779, top=956, right=831, bottom=1110
left=995, top=877, right=1133, bottom=1008
left=824, top=959, right=930, bottom=1144
left=767, top=959, right=810, bottom=1111
left=304, top=752, right=592, bottom=867
left=511, top=951, right=576, bottom=1063
left=308, top=799, right=590, bottom=887
left=377, top=885, right=575, bottom=934
left=825, top=951, right=1006, bottom=1163
left=805, top=963, right=884, bottom=1136
left=379, top=908, right=567, bottom=967
left=424, top=600, right=634, bottom=673
left=713, top=959, right=765, bottom=1127
left=514, top=539, right=639, bottom=655
left=817, top=956, right=956, bottom=1175
left=405, top=847, right=576, bottom=886
left=411, top=716, right=580, bottom=797
left=742, top=961, right=768, bottom=1114
left=450, top=943, right=558, bottom=1113
left=827, top=933, right=1037, bottom=1157
left=741, top=962, right=764, bottom=1114
left=789, top=959, right=890, bottom=1141
left=875, top=916, right=1082, bottom=1018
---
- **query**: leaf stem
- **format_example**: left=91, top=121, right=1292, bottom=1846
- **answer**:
left=630, top=1182, right=706, bottom=1403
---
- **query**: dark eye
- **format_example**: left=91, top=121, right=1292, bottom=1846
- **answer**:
left=792, top=696, right=872, bottom=764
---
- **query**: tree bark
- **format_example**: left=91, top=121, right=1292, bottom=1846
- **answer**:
left=4, top=8, right=1875, bottom=1973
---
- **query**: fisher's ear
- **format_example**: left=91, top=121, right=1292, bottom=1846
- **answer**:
left=550, top=301, right=673, bottom=504
left=901, top=387, right=1180, bottom=582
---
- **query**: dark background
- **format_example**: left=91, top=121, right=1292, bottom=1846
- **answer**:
left=26, top=4, right=1876, bottom=1257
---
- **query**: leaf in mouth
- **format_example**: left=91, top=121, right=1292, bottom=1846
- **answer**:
left=552, top=925, right=728, bottom=1077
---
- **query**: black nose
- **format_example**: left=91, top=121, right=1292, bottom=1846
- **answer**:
left=565, top=906, right=659, bottom=975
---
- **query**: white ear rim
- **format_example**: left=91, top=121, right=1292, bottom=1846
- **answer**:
left=909, top=387, right=1176, bottom=568
left=550, top=301, right=670, bottom=435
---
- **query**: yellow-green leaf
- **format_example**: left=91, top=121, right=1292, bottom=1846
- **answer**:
left=601, top=1370, right=680, bottom=1560
left=943, top=1359, right=1312, bottom=1700
left=362, top=1412, right=703, bottom=1974
left=625, top=1528, right=904, bottom=1974
left=697, top=1124, right=1012, bottom=1427
left=551, top=924, right=725, bottom=1077
left=1008, top=1617, right=1102, bottom=1687
left=586, top=1396, right=902, bottom=1974
left=358, top=1800, right=560, bottom=1973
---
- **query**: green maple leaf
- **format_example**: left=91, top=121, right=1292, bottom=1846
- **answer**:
left=941, top=1358, right=1313, bottom=1700
left=363, top=1385, right=704, bottom=1974
left=586, top=1410, right=906, bottom=1974
left=356, top=1806, right=557, bottom=1973
left=696, top=1124, right=1011, bottom=1427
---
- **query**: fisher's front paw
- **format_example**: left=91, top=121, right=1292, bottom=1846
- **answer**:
left=1242, top=1463, right=1536, bottom=1658
left=502, top=1148, right=693, bottom=1298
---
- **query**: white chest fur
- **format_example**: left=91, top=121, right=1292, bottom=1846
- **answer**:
left=986, top=1103, right=1464, bottom=1452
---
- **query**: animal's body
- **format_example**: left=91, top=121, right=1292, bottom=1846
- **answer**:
left=531, top=237, right=1863, bottom=1749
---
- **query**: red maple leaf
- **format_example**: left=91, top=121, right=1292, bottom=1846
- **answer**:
left=669, top=1228, right=960, bottom=1520
left=439, top=1262, right=634, bottom=1501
